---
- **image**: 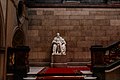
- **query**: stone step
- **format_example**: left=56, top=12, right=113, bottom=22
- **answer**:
left=84, top=77, right=97, bottom=80
left=81, top=70, right=93, bottom=76
left=24, top=67, right=96, bottom=80
left=23, top=77, right=36, bottom=80
left=23, top=76, right=97, bottom=80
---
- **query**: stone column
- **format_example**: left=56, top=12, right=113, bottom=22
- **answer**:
left=0, top=47, right=5, bottom=80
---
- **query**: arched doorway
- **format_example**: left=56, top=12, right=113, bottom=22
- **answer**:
left=12, top=28, right=25, bottom=47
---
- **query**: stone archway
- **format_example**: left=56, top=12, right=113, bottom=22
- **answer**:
left=12, top=28, right=25, bottom=47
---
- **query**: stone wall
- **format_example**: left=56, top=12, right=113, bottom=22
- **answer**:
left=27, top=8, right=120, bottom=66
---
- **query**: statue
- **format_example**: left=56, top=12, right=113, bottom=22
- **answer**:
left=52, top=33, right=66, bottom=55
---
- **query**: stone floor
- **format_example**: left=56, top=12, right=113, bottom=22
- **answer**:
left=23, top=67, right=97, bottom=80
left=23, top=67, right=44, bottom=80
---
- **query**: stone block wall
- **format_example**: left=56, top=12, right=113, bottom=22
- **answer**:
left=27, top=8, right=120, bottom=66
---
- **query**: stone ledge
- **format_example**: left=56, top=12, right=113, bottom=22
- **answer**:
left=26, top=3, right=120, bottom=8
left=29, top=61, right=91, bottom=67
left=51, top=63, right=67, bottom=67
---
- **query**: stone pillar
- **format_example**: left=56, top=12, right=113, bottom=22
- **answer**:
left=0, top=47, right=5, bottom=80
left=51, top=55, right=67, bottom=67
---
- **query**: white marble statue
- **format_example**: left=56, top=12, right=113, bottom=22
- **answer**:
left=52, top=33, right=66, bottom=55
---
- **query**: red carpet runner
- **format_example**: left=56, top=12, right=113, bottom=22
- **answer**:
left=36, top=67, right=90, bottom=80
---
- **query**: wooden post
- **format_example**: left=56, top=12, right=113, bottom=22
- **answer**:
left=90, top=45, right=106, bottom=80
left=91, top=45, right=105, bottom=66
left=93, top=66, right=105, bottom=80
left=6, top=46, right=30, bottom=80
left=14, top=46, right=30, bottom=80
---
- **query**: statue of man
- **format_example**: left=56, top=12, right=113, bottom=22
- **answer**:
left=52, top=33, right=66, bottom=55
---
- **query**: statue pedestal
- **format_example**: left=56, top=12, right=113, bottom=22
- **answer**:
left=51, top=55, right=67, bottom=67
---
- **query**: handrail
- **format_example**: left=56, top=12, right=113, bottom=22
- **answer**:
left=105, top=41, right=120, bottom=50
left=91, top=41, right=120, bottom=80
left=105, top=60, right=120, bottom=71
left=104, top=41, right=120, bottom=64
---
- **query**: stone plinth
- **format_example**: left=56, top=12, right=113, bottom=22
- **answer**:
left=51, top=55, right=67, bottom=67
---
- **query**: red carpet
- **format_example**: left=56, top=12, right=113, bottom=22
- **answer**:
left=36, top=67, right=90, bottom=80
